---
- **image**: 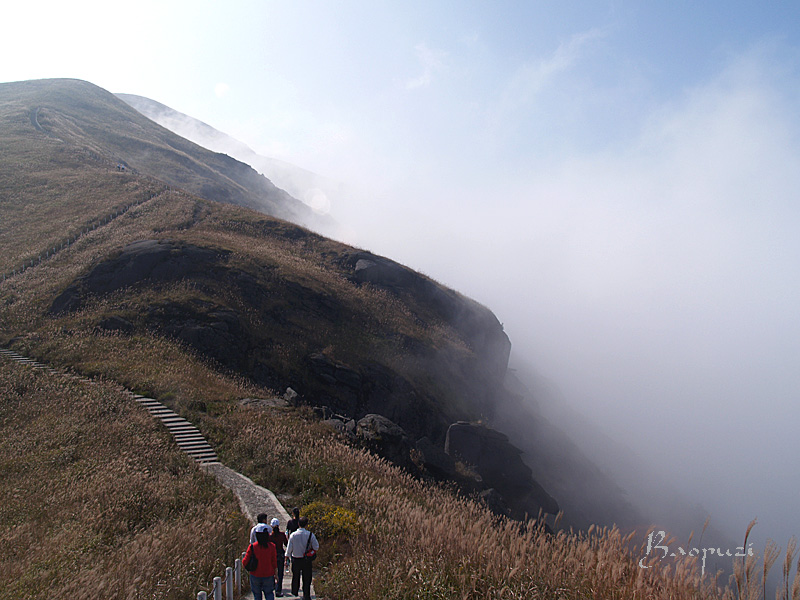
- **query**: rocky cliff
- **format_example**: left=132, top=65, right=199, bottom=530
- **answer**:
left=49, top=233, right=554, bottom=520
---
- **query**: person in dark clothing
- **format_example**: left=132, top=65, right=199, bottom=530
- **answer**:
left=285, top=517, right=319, bottom=600
left=250, top=513, right=269, bottom=544
left=269, top=518, right=288, bottom=597
left=244, top=524, right=278, bottom=600
left=286, top=507, right=300, bottom=537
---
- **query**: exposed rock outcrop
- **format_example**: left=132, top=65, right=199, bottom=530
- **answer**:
left=356, top=414, right=414, bottom=471
left=345, top=251, right=511, bottom=383
left=48, top=238, right=560, bottom=526
left=51, top=239, right=228, bottom=314
left=445, top=421, right=559, bottom=519
left=415, top=436, right=457, bottom=481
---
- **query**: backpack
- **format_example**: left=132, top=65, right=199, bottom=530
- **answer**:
left=244, top=544, right=259, bottom=572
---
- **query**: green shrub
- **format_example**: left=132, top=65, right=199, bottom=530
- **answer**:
left=304, top=501, right=360, bottom=540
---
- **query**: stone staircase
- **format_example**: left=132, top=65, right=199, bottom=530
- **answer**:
left=0, top=347, right=218, bottom=466
left=131, top=394, right=219, bottom=464
left=0, top=347, right=60, bottom=375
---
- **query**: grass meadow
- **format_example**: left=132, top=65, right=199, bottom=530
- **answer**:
left=0, top=359, right=248, bottom=600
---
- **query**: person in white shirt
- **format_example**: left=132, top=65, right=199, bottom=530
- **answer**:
left=285, top=517, right=319, bottom=600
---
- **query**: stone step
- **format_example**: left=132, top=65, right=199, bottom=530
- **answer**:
left=175, top=437, right=210, bottom=445
left=185, top=446, right=218, bottom=456
left=173, top=433, right=206, bottom=442
left=151, top=410, right=181, bottom=418
left=170, top=425, right=202, bottom=434
left=177, top=442, right=214, bottom=451
left=136, top=400, right=163, bottom=408
left=188, top=452, right=219, bottom=462
left=174, top=438, right=206, bottom=446
left=194, top=456, right=220, bottom=464
left=159, top=416, right=191, bottom=426
left=153, top=409, right=180, bottom=416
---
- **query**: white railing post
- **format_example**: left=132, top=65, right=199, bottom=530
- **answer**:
left=213, top=576, right=222, bottom=600
left=197, top=592, right=207, bottom=600
left=226, top=567, right=233, bottom=599
left=235, top=558, right=242, bottom=597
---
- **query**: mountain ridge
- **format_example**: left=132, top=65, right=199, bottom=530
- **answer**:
left=1, top=76, right=672, bottom=534
left=0, top=77, right=567, bottom=523
left=117, top=92, right=346, bottom=223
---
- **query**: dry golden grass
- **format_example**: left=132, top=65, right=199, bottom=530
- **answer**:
left=0, top=358, right=248, bottom=600
left=211, top=403, right=800, bottom=600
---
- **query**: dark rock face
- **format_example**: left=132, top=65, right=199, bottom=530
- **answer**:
left=305, top=352, right=451, bottom=443
left=84, top=239, right=224, bottom=292
left=49, top=239, right=253, bottom=370
left=479, top=488, right=511, bottom=517
left=48, top=238, right=561, bottom=525
left=308, top=353, right=362, bottom=389
left=345, top=251, right=511, bottom=383
left=415, top=436, right=457, bottom=480
left=51, top=239, right=228, bottom=314
left=445, top=421, right=559, bottom=518
left=97, top=315, right=134, bottom=333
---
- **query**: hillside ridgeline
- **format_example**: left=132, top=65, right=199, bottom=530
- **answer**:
left=0, top=77, right=568, bottom=522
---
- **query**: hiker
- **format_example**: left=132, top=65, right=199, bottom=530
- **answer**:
left=269, top=518, right=288, bottom=597
left=250, top=513, right=269, bottom=544
left=244, top=523, right=278, bottom=600
left=285, top=516, right=319, bottom=600
left=286, top=507, right=300, bottom=537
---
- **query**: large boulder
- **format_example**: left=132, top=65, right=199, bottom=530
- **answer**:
left=415, top=436, right=457, bottom=480
left=356, top=414, right=413, bottom=470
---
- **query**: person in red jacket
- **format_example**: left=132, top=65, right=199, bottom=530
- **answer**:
left=243, top=523, right=278, bottom=600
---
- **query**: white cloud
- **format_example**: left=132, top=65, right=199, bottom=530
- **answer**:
left=500, top=28, right=607, bottom=108
left=329, top=44, right=800, bottom=547
left=405, top=42, right=447, bottom=90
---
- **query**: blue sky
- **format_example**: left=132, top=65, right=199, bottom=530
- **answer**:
left=4, top=0, right=800, bottom=555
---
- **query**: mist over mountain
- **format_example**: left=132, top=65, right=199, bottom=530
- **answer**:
left=117, top=93, right=347, bottom=234
left=0, top=77, right=613, bottom=528
left=113, top=87, right=761, bottom=555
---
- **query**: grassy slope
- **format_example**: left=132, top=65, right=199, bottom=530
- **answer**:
left=0, top=359, right=248, bottom=600
left=0, top=78, right=316, bottom=256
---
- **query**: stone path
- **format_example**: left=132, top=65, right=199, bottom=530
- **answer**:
left=0, top=346, right=315, bottom=599
left=132, top=394, right=219, bottom=464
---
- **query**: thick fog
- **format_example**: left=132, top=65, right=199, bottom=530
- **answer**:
left=150, top=44, right=800, bottom=561
left=346, top=64, right=800, bottom=552
left=264, top=50, right=800, bottom=556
